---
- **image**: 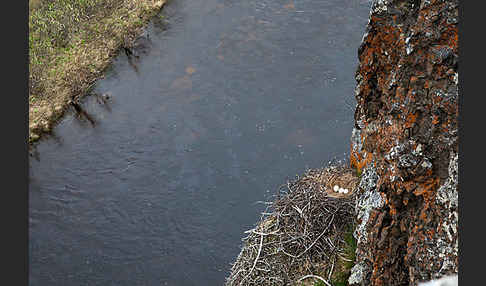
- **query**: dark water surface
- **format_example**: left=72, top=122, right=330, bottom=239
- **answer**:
left=29, top=0, right=371, bottom=285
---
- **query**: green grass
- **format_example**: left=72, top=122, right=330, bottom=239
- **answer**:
left=330, top=224, right=358, bottom=286
left=28, top=0, right=166, bottom=143
left=29, top=0, right=121, bottom=98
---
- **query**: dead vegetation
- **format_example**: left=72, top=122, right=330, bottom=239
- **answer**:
left=226, top=165, right=360, bottom=286
left=28, top=0, right=166, bottom=143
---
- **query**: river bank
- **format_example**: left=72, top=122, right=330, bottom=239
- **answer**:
left=29, top=0, right=166, bottom=143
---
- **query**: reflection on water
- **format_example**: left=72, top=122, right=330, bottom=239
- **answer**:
left=29, top=0, right=371, bottom=285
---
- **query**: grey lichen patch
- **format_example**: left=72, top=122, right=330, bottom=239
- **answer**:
left=348, top=262, right=368, bottom=285
left=432, top=151, right=458, bottom=278
left=398, top=153, right=420, bottom=169
left=412, top=143, right=424, bottom=156
left=384, top=143, right=405, bottom=161
left=436, top=151, right=458, bottom=208
left=371, top=0, right=389, bottom=14
left=433, top=236, right=457, bottom=277
left=410, top=151, right=458, bottom=283
left=405, top=36, right=414, bottom=55
left=351, top=128, right=362, bottom=153
left=357, top=166, right=380, bottom=197
left=354, top=166, right=382, bottom=245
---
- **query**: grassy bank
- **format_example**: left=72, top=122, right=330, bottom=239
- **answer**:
left=28, top=0, right=166, bottom=143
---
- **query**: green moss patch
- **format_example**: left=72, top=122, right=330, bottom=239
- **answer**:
left=330, top=224, right=357, bottom=286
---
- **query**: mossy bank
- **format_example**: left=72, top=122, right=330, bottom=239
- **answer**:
left=29, top=0, right=166, bottom=144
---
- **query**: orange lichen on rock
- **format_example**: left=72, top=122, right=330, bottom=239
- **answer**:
left=405, top=112, right=418, bottom=128
left=349, top=0, right=458, bottom=285
left=350, top=148, right=373, bottom=174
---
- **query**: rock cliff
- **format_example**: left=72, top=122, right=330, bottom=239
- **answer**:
left=349, top=0, right=459, bottom=285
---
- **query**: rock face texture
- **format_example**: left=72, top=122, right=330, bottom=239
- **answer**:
left=349, top=0, right=459, bottom=285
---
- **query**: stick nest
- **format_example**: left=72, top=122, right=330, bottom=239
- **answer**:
left=225, top=165, right=359, bottom=286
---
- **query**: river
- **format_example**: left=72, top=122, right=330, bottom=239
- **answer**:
left=29, top=0, right=371, bottom=285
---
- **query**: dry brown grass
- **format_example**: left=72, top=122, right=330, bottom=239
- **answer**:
left=305, top=166, right=359, bottom=199
left=28, top=0, right=166, bottom=143
left=225, top=165, right=359, bottom=286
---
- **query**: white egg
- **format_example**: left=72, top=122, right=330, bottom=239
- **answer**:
left=339, top=188, right=345, bottom=193
left=333, top=185, right=339, bottom=192
left=343, top=189, right=349, bottom=194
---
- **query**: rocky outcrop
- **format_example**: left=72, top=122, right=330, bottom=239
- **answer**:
left=349, top=0, right=458, bottom=285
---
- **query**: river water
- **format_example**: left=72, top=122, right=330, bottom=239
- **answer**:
left=29, top=0, right=371, bottom=285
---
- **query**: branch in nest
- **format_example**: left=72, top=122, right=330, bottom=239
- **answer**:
left=297, top=274, right=332, bottom=286
left=239, top=233, right=264, bottom=286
